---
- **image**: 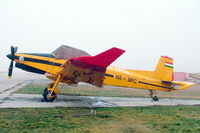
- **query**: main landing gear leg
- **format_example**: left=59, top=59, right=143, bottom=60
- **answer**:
left=42, top=75, right=61, bottom=102
left=149, top=90, right=159, bottom=101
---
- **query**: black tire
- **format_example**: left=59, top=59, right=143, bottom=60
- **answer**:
left=42, top=88, right=48, bottom=96
left=153, top=96, right=159, bottom=101
left=42, top=88, right=56, bottom=102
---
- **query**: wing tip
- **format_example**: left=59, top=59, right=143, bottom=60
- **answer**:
left=112, top=47, right=126, bottom=53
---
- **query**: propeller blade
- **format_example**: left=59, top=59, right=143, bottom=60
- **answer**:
left=8, top=46, right=18, bottom=78
left=11, top=46, right=15, bottom=57
left=14, top=47, right=18, bottom=54
left=8, top=61, right=13, bottom=78
left=11, top=46, right=18, bottom=58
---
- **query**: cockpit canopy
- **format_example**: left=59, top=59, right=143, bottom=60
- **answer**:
left=52, top=45, right=91, bottom=59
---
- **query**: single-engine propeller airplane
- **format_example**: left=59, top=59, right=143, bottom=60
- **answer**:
left=7, top=45, right=195, bottom=102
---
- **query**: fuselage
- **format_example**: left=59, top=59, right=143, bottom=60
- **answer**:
left=7, top=53, right=174, bottom=92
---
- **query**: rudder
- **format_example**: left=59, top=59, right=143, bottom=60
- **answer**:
left=154, top=56, right=174, bottom=81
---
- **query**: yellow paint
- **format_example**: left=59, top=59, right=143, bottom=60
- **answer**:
left=15, top=53, right=65, bottom=75
left=14, top=54, right=195, bottom=92
left=172, top=81, right=196, bottom=90
left=104, top=66, right=170, bottom=92
left=154, top=56, right=173, bottom=81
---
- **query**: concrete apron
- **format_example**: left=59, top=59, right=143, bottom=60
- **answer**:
left=1, top=94, right=200, bottom=108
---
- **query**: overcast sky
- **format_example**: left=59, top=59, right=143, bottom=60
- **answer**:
left=0, top=0, right=200, bottom=73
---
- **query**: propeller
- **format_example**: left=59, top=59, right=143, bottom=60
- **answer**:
left=7, top=46, right=18, bottom=78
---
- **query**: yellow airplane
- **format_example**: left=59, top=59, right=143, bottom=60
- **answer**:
left=7, top=46, right=195, bottom=102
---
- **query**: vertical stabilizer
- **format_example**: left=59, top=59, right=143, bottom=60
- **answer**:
left=154, top=56, right=174, bottom=81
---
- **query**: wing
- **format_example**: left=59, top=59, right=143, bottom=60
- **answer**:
left=172, top=81, right=196, bottom=90
left=58, top=47, right=125, bottom=87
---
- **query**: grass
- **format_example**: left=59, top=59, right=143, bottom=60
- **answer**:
left=5, top=81, right=200, bottom=132
left=16, top=84, right=151, bottom=98
left=0, top=106, right=200, bottom=133
left=16, top=83, right=200, bottom=100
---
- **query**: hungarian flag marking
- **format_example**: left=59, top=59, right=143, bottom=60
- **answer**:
left=165, top=62, right=173, bottom=68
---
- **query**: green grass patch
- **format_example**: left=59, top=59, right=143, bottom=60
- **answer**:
left=16, top=84, right=46, bottom=94
left=16, top=84, right=200, bottom=100
left=16, top=84, right=149, bottom=98
left=0, top=106, right=200, bottom=133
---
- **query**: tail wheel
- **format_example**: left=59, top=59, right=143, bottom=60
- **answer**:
left=149, top=90, right=159, bottom=101
left=42, top=88, right=56, bottom=102
left=152, top=96, right=159, bottom=101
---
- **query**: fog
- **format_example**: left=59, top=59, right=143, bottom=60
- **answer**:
left=0, top=0, right=199, bottom=73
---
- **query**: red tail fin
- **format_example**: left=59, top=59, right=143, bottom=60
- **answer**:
left=69, top=47, right=125, bottom=72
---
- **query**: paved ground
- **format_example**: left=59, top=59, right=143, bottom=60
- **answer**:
left=1, top=94, right=200, bottom=108
left=0, top=71, right=46, bottom=107
left=0, top=72, right=200, bottom=108
left=0, top=71, right=45, bottom=92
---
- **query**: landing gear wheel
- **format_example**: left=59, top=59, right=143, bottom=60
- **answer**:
left=149, top=90, right=159, bottom=101
left=152, top=96, right=158, bottom=101
left=42, top=88, right=56, bottom=102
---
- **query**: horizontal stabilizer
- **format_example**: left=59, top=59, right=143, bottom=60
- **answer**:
left=68, top=47, right=125, bottom=72
left=172, top=81, right=196, bottom=90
